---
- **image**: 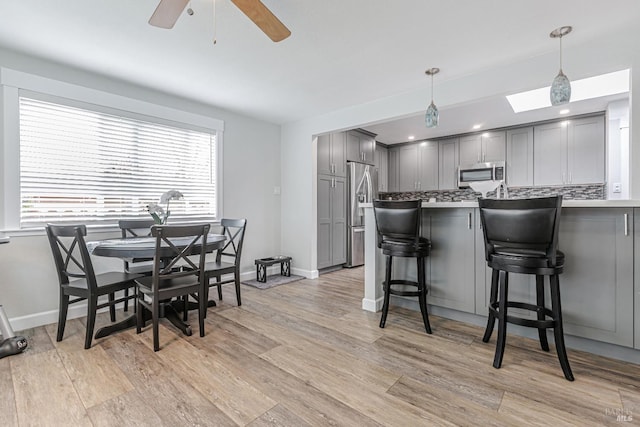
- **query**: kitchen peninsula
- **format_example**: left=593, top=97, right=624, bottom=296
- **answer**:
left=362, top=199, right=640, bottom=362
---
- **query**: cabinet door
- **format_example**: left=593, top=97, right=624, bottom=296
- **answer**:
left=634, top=209, right=640, bottom=350
left=534, top=121, right=567, bottom=186
left=331, top=132, right=347, bottom=177
left=481, top=131, right=506, bottom=163
left=346, top=132, right=361, bottom=162
left=568, top=116, right=605, bottom=184
left=399, top=144, right=419, bottom=191
left=417, top=141, right=438, bottom=191
left=361, top=136, right=375, bottom=164
left=317, top=134, right=332, bottom=176
left=506, top=127, right=534, bottom=187
left=438, top=138, right=459, bottom=190
left=427, top=209, right=476, bottom=313
left=459, top=135, right=481, bottom=165
left=388, top=148, right=399, bottom=192
left=558, top=208, right=633, bottom=347
left=317, top=175, right=333, bottom=269
left=375, top=144, right=389, bottom=192
left=331, top=177, right=347, bottom=265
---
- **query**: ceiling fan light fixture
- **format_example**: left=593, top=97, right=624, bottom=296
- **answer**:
left=425, top=68, right=440, bottom=128
left=550, top=26, right=572, bottom=106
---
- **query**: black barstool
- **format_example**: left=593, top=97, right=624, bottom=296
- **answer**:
left=478, top=195, right=573, bottom=381
left=373, top=200, right=432, bottom=334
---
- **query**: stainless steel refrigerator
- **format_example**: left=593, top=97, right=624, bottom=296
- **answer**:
left=345, top=161, right=378, bottom=267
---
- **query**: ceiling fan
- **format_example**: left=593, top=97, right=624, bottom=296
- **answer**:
left=149, top=0, right=291, bottom=42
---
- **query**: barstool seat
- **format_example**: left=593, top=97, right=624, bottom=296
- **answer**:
left=479, top=195, right=574, bottom=381
left=373, top=200, right=432, bottom=334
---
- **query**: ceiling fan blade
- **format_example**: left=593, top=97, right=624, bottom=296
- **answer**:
left=149, top=0, right=190, bottom=29
left=230, top=0, right=291, bottom=42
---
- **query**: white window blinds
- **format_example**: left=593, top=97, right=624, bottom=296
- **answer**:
left=19, top=96, right=217, bottom=227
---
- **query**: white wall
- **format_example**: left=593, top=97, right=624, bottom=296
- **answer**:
left=0, top=48, right=282, bottom=328
left=281, top=24, right=640, bottom=274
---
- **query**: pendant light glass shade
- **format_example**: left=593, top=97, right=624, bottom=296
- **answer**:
left=425, top=68, right=440, bottom=128
left=549, top=26, right=572, bottom=106
left=425, top=101, right=438, bottom=128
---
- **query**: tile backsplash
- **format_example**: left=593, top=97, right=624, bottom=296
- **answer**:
left=380, top=184, right=605, bottom=202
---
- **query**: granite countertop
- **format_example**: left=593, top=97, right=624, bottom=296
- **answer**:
left=362, top=200, right=640, bottom=208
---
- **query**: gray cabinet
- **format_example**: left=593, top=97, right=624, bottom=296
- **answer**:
left=558, top=208, right=633, bottom=347
left=506, top=127, right=534, bottom=187
left=317, top=175, right=346, bottom=269
left=347, top=130, right=375, bottom=164
left=459, top=132, right=505, bottom=166
left=374, top=143, right=388, bottom=192
left=388, top=147, right=399, bottom=192
left=398, top=141, right=438, bottom=192
left=317, top=132, right=346, bottom=177
left=634, top=209, right=640, bottom=350
left=424, top=208, right=476, bottom=313
left=534, top=115, right=605, bottom=186
left=438, top=138, right=459, bottom=190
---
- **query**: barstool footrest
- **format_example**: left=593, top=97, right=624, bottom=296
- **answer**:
left=488, top=301, right=556, bottom=329
left=385, top=279, right=423, bottom=297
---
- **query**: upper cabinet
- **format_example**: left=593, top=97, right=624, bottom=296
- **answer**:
left=317, top=132, right=347, bottom=177
left=374, top=143, right=389, bottom=192
left=388, top=147, right=399, bottom=192
left=398, top=141, right=438, bottom=192
left=459, top=131, right=506, bottom=165
left=506, top=127, right=534, bottom=187
left=438, top=138, right=459, bottom=190
left=347, top=130, right=376, bottom=164
left=534, top=115, right=605, bottom=186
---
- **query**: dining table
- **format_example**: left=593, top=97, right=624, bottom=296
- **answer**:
left=88, top=233, right=226, bottom=339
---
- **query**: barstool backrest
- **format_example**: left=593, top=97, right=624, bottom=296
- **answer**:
left=373, top=200, right=422, bottom=247
left=478, top=196, right=563, bottom=265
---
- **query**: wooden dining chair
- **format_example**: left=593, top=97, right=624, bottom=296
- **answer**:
left=46, top=224, right=141, bottom=349
left=118, top=219, right=155, bottom=311
left=203, top=218, right=247, bottom=306
left=135, top=223, right=210, bottom=352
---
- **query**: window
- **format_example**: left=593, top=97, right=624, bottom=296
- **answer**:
left=19, top=96, right=218, bottom=227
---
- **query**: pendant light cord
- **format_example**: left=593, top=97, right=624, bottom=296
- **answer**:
left=430, top=74, right=434, bottom=103
left=559, top=35, right=563, bottom=71
left=213, top=0, right=217, bottom=45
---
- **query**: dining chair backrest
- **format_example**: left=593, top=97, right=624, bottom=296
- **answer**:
left=478, top=196, right=563, bottom=265
left=215, top=218, right=247, bottom=266
left=149, top=223, right=211, bottom=294
left=119, top=219, right=155, bottom=238
left=46, top=224, right=97, bottom=291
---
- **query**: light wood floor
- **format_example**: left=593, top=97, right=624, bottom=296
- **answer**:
left=2, top=267, right=639, bottom=426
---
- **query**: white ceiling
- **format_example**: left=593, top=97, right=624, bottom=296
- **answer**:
left=0, top=0, right=638, bottom=133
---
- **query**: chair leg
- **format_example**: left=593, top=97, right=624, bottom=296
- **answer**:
left=217, top=276, right=223, bottom=301
left=136, top=299, right=143, bottom=334
left=417, top=256, right=432, bottom=334
left=550, top=274, right=574, bottom=381
left=152, top=298, right=160, bottom=352
left=482, top=269, right=499, bottom=343
left=536, top=275, right=550, bottom=351
left=183, top=295, right=189, bottom=322
left=108, top=293, right=116, bottom=322
left=493, top=270, right=509, bottom=369
left=199, top=289, right=206, bottom=338
left=379, top=255, right=393, bottom=329
left=124, top=288, right=129, bottom=312
left=85, top=296, right=98, bottom=350
left=235, top=270, right=242, bottom=306
left=57, top=292, right=70, bottom=342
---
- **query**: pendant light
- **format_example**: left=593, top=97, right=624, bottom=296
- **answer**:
left=549, top=26, right=572, bottom=106
left=425, top=68, right=440, bottom=128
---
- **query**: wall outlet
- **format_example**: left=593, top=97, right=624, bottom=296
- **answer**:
left=613, top=183, right=622, bottom=193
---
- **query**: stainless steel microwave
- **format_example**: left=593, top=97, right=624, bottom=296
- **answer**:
left=458, top=161, right=505, bottom=188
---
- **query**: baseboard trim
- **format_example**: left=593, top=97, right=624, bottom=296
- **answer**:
left=362, top=297, right=383, bottom=312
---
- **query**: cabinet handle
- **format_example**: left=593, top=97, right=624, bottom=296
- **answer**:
left=482, top=152, right=486, bottom=162
left=624, top=213, right=629, bottom=236
left=468, top=212, right=472, bottom=229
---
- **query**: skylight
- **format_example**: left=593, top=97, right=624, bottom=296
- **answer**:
left=506, top=69, right=629, bottom=113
